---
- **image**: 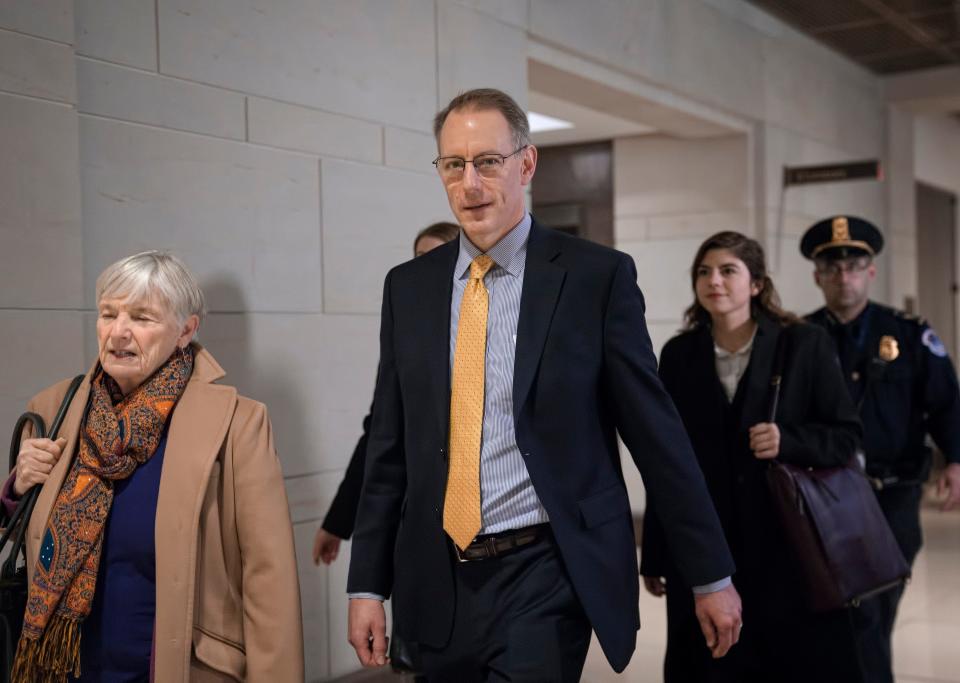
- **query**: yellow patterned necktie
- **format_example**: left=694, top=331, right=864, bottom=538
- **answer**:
left=444, top=254, right=495, bottom=551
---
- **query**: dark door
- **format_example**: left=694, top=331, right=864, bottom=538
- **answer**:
left=531, top=141, right=614, bottom=247
left=916, top=182, right=958, bottom=360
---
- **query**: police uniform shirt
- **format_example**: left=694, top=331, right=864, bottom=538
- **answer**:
left=806, top=301, right=960, bottom=483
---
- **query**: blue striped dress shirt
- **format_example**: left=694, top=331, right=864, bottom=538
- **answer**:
left=450, top=213, right=550, bottom=534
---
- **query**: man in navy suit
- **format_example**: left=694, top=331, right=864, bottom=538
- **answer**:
left=347, top=88, right=741, bottom=680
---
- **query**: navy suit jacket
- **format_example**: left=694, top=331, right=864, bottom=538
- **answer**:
left=347, top=220, right=734, bottom=671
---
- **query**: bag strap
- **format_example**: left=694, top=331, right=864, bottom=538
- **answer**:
left=0, top=374, right=85, bottom=574
left=766, top=325, right=792, bottom=423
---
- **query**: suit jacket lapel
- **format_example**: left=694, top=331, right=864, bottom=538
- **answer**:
left=513, top=222, right=566, bottom=421
left=692, top=326, right=728, bottom=408
left=421, top=241, right=457, bottom=440
left=155, top=381, right=236, bottom=548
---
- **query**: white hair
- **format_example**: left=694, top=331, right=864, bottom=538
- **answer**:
left=96, top=251, right=206, bottom=334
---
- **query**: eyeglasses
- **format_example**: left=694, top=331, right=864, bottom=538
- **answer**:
left=816, top=259, right=871, bottom=278
left=432, top=146, right=527, bottom=182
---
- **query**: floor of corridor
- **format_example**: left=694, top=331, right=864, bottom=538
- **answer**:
left=583, top=500, right=960, bottom=683
left=336, top=497, right=959, bottom=682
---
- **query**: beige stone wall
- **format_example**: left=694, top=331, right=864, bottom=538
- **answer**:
left=2, top=0, right=956, bottom=678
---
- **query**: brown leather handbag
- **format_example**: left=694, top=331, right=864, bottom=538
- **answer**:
left=765, top=329, right=909, bottom=613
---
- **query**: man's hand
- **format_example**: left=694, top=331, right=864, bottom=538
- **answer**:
left=313, top=528, right=342, bottom=565
left=749, top=423, right=780, bottom=460
left=693, top=583, right=742, bottom=659
left=348, top=598, right=389, bottom=667
left=643, top=575, right=666, bottom=597
left=937, top=462, right=960, bottom=511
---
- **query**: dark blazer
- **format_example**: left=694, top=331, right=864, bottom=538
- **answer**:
left=806, top=302, right=960, bottom=482
left=347, top=220, right=735, bottom=672
left=640, top=317, right=863, bottom=679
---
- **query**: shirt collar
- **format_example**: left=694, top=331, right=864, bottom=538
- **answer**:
left=455, top=213, right=531, bottom=280
left=714, top=326, right=758, bottom=359
left=826, top=302, right=873, bottom=339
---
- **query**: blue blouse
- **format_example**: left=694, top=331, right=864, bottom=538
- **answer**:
left=74, top=426, right=167, bottom=682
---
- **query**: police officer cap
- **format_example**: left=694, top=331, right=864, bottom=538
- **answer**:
left=800, top=216, right=884, bottom=261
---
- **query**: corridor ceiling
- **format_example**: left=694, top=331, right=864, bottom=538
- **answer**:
left=747, top=0, right=960, bottom=73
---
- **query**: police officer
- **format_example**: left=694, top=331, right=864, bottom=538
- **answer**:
left=802, top=215, right=960, bottom=683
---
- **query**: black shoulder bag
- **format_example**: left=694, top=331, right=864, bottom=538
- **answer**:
left=764, top=329, right=910, bottom=613
left=0, top=375, right=84, bottom=681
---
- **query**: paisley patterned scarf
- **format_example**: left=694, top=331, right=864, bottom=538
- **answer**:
left=12, top=346, right=194, bottom=683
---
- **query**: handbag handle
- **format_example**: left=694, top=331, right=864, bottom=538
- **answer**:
left=0, top=375, right=85, bottom=576
left=767, top=326, right=791, bottom=423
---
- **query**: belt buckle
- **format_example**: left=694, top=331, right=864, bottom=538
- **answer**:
left=454, top=538, right=479, bottom=563
left=454, top=536, right=497, bottom=563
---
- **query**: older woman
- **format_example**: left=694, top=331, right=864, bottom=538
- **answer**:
left=3, top=251, right=303, bottom=682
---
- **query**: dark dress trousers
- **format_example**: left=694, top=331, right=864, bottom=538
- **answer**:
left=641, top=317, right=865, bottom=682
left=347, top=221, right=735, bottom=673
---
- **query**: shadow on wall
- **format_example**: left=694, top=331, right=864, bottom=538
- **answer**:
left=197, top=273, right=313, bottom=479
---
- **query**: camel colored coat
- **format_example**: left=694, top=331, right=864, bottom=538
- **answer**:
left=21, top=345, right=304, bottom=681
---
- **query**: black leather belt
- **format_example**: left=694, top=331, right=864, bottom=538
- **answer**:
left=454, top=523, right=549, bottom=562
left=868, top=475, right=922, bottom=491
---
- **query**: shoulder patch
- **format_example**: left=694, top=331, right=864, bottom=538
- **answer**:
left=922, top=328, right=948, bottom=357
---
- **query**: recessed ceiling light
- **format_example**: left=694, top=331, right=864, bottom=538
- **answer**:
left=528, top=111, right=574, bottom=133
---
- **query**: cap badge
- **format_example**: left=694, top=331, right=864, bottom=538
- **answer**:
left=832, top=216, right=850, bottom=243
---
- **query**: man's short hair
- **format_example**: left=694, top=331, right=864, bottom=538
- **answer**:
left=433, top=88, right=530, bottom=150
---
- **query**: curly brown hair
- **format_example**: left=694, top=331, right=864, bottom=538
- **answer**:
left=683, top=231, right=798, bottom=330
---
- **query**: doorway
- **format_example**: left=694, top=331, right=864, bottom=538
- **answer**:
left=916, top=182, right=958, bottom=360
left=532, top=141, right=614, bottom=246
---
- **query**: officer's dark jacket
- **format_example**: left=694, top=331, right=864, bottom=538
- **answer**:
left=806, top=302, right=960, bottom=483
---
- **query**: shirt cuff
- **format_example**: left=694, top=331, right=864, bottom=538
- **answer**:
left=692, top=577, right=732, bottom=594
left=348, top=592, right=385, bottom=601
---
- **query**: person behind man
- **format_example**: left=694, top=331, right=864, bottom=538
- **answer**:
left=313, top=222, right=461, bottom=565
left=802, top=216, right=960, bottom=683
left=346, top=88, right=742, bottom=680
left=313, top=222, right=459, bottom=679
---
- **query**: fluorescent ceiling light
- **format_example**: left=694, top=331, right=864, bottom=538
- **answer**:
left=528, top=111, right=574, bottom=133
